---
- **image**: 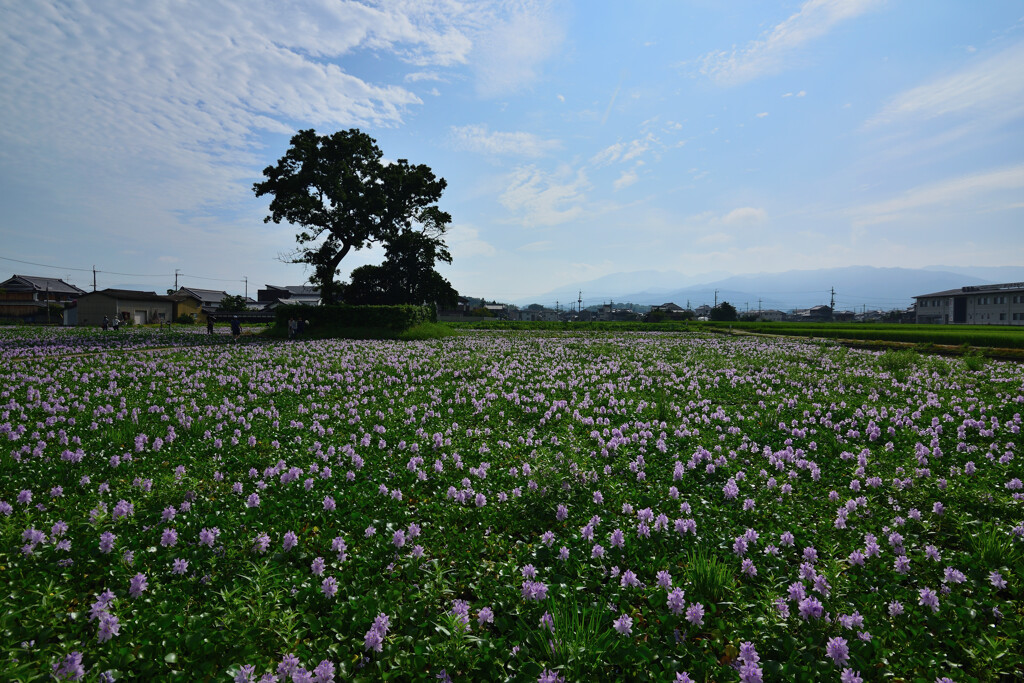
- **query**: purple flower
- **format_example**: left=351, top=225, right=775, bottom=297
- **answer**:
left=477, top=606, right=494, bottom=625
left=97, top=613, right=120, bottom=643
left=657, top=570, right=672, bottom=589
left=99, top=532, right=116, bottom=554
left=919, top=588, right=940, bottom=612
left=556, top=504, right=568, bottom=521
left=52, top=651, right=85, bottom=682
left=199, top=527, right=219, bottom=548
left=245, top=493, right=260, bottom=508
left=283, top=531, right=298, bottom=551
left=392, top=529, right=406, bottom=548
left=253, top=533, right=270, bottom=554
left=667, top=587, right=686, bottom=615
left=798, top=596, right=823, bottom=620
left=613, top=613, right=633, bottom=635
left=676, top=674, right=694, bottom=683
left=172, top=558, right=189, bottom=575
left=308, top=660, right=334, bottom=683
left=521, top=580, right=548, bottom=601
left=989, top=571, right=1007, bottom=589
left=538, top=669, right=565, bottom=683
left=685, top=602, right=705, bottom=626
left=840, top=669, right=864, bottom=683
left=128, top=573, right=148, bottom=598
left=521, top=564, right=537, bottom=579
left=323, top=496, right=335, bottom=511
left=321, top=576, right=338, bottom=598
left=311, top=557, right=326, bottom=576
left=161, top=528, right=178, bottom=547
left=826, top=636, right=850, bottom=666
left=888, top=600, right=904, bottom=616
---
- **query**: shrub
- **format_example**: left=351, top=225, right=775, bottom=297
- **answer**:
left=274, top=304, right=435, bottom=332
left=175, top=314, right=196, bottom=324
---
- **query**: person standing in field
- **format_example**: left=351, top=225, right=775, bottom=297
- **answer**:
left=207, top=315, right=215, bottom=335
left=288, top=317, right=297, bottom=339
left=101, top=316, right=109, bottom=331
left=230, top=316, right=241, bottom=340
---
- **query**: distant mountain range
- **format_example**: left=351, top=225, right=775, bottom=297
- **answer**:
left=515, top=266, right=1024, bottom=312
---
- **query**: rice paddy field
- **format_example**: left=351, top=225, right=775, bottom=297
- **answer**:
left=1, top=326, right=1022, bottom=682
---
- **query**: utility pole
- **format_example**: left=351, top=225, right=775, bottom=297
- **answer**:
left=714, top=289, right=719, bottom=308
left=92, top=266, right=96, bottom=292
left=578, top=290, right=583, bottom=314
left=758, top=298, right=762, bottom=313
left=830, top=287, right=835, bottom=310
left=174, top=269, right=180, bottom=290
left=243, top=276, right=248, bottom=300
left=745, top=301, right=749, bottom=313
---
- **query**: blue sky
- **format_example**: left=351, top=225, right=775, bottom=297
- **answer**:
left=2, top=0, right=1022, bottom=302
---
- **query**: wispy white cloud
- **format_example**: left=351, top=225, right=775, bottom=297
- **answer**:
left=590, top=134, right=657, bottom=167
left=613, top=169, right=639, bottom=191
left=697, top=0, right=883, bottom=85
left=470, top=0, right=565, bottom=97
left=0, top=1, right=495, bottom=229
left=518, top=240, right=553, bottom=252
left=867, top=41, right=1024, bottom=128
left=449, top=124, right=561, bottom=158
left=722, top=207, right=768, bottom=226
left=851, top=165, right=1024, bottom=227
left=447, top=224, right=498, bottom=258
left=499, top=165, right=589, bottom=226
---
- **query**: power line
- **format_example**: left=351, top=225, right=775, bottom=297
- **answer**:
left=0, top=255, right=94, bottom=272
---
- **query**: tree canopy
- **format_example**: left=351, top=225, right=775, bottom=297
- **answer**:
left=253, top=129, right=451, bottom=303
left=709, top=301, right=738, bottom=322
left=218, top=294, right=248, bottom=312
left=344, top=230, right=458, bottom=308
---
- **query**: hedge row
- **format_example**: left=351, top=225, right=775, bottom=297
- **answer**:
left=274, top=304, right=435, bottom=331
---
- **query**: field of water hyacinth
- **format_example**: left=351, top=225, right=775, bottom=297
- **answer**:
left=1, top=326, right=1022, bottom=682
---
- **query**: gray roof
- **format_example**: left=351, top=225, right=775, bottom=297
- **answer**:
left=914, top=282, right=1024, bottom=298
left=264, top=284, right=319, bottom=295
left=81, top=288, right=174, bottom=302
left=1, top=275, right=86, bottom=295
left=173, top=287, right=231, bottom=304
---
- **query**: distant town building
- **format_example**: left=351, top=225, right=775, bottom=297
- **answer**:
left=0, top=274, right=85, bottom=324
left=914, top=282, right=1024, bottom=325
left=74, top=288, right=174, bottom=326
left=257, top=284, right=321, bottom=308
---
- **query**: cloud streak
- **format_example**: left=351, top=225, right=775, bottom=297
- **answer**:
left=851, top=165, right=1024, bottom=227
left=697, top=0, right=883, bottom=85
left=449, top=124, right=561, bottom=157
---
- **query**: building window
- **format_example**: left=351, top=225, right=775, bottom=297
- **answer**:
left=1000, top=313, right=1006, bottom=321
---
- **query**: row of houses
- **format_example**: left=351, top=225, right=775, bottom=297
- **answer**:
left=0, top=275, right=319, bottom=326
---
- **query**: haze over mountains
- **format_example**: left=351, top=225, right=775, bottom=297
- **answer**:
left=517, top=266, right=1024, bottom=313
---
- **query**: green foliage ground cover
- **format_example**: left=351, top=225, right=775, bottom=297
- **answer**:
left=0, top=328, right=1022, bottom=681
left=451, top=320, right=1024, bottom=350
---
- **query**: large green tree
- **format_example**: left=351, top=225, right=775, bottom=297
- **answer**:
left=253, top=129, right=450, bottom=302
left=344, top=229, right=458, bottom=308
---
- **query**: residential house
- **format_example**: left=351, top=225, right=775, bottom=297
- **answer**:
left=170, top=287, right=232, bottom=323
left=74, top=289, right=174, bottom=326
left=0, top=274, right=85, bottom=324
left=914, top=282, right=1024, bottom=325
left=755, top=309, right=786, bottom=322
left=257, top=285, right=321, bottom=308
